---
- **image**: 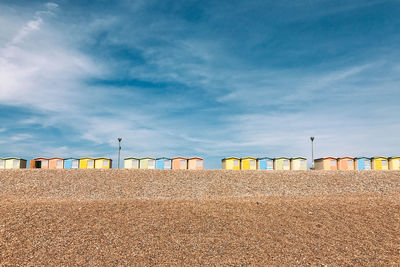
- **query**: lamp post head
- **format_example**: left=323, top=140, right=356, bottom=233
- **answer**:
left=310, top=136, right=314, bottom=142
left=118, top=138, right=122, bottom=142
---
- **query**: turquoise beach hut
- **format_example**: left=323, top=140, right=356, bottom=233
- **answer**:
left=156, top=158, right=172, bottom=169
left=355, top=157, right=371, bottom=170
left=64, top=158, right=80, bottom=169
left=257, top=157, right=274, bottom=170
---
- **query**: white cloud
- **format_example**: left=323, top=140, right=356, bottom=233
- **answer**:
left=10, top=133, right=33, bottom=141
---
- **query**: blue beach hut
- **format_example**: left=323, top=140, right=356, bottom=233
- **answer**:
left=64, top=158, right=80, bottom=169
left=257, top=157, right=274, bottom=170
left=355, top=157, right=371, bottom=170
left=156, top=157, right=172, bottom=169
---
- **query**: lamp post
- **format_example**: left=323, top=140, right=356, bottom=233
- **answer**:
left=118, top=138, right=122, bottom=168
left=310, top=136, right=315, bottom=169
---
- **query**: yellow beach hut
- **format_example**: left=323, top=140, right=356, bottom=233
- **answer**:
left=95, top=158, right=112, bottom=169
left=371, top=157, right=388, bottom=170
left=222, top=157, right=241, bottom=170
left=80, top=157, right=95, bottom=169
left=389, top=157, right=400, bottom=170
left=274, top=157, right=291, bottom=170
left=0, top=158, right=5, bottom=169
left=124, top=157, right=140, bottom=169
left=290, top=157, right=307, bottom=170
left=5, top=158, right=27, bottom=169
left=139, top=157, right=156, bottom=169
left=241, top=157, right=257, bottom=170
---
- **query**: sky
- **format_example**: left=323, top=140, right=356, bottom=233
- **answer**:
left=0, top=0, right=400, bottom=169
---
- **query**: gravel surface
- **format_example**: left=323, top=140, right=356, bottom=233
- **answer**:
left=1, top=170, right=399, bottom=265
left=0, top=169, right=399, bottom=200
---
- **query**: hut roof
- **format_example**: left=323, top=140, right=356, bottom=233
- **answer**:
left=222, top=157, right=240, bottom=161
left=315, top=157, right=336, bottom=161
left=189, top=157, right=203, bottom=160
left=241, top=157, right=257, bottom=160
left=291, top=157, right=307, bottom=160
left=124, top=157, right=139, bottom=160
left=372, top=156, right=388, bottom=159
left=172, top=157, right=187, bottom=160
left=95, top=158, right=111, bottom=161
left=275, top=157, right=290, bottom=160
left=34, top=157, right=49, bottom=161
left=257, top=157, right=274, bottom=160
left=338, top=157, right=354, bottom=160
left=156, top=157, right=171, bottom=160
left=355, top=157, right=371, bottom=160
left=49, top=157, right=64, bottom=160
left=140, top=157, right=155, bottom=160
left=80, top=157, right=94, bottom=160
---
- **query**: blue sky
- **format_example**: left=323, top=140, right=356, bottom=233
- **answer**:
left=0, top=0, right=400, bottom=169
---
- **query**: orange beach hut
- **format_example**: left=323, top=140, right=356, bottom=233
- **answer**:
left=172, top=157, right=187, bottom=169
left=314, top=157, right=337, bottom=170
left=337, top=157, right=355, bottom=170
left=49, top=157, right=64, bottom=169
left=188, top=157, right=203, bottom=170
left=31, top=158, right=49, bottom=169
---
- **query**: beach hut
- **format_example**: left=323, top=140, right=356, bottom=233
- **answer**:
left=355, top=157, right=371, bottom=170
left=389, top=157, right=400, bottom=170
left=337, top=157, right=355, bottom=170
left=64, top=158, right=80, bottom=169
left=371, top=157, right=388, bottom=170
left=5, top=158, right=27, bottom=169
left=124, top=157, right=140, bottom=169
left=49, top=157, right=64, bottom=169
left=80, top=157, right=95, bottom=169
left=274, top=157, right=291, bottom=170
left=290, top=157, right=307, bottom=170
left=221, top=157, right=241, bottom=170
left=0, top=158, right=5, bottom=169
left=156, top=158, right=172, bottom=169
left=314, top=157, right=337, bottom=170
left=139, top=157, right=156, bottom=169
left=188, top=157, right=203, bottom=170
left=257, top=157, right=274, bottom=170
left=172, top=157, right=187, bottom=170
left=94, top=158, right=112, bottom=169
left=32, top=157, right=49, bottom=169
left=241, top=157, right=257, bottom=170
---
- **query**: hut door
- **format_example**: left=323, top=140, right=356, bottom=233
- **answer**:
left=35, top=161, right=42, bottom=168
left=243, top=160, right=250, bottom=169
left=375, top=160, right=382, bottom=169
